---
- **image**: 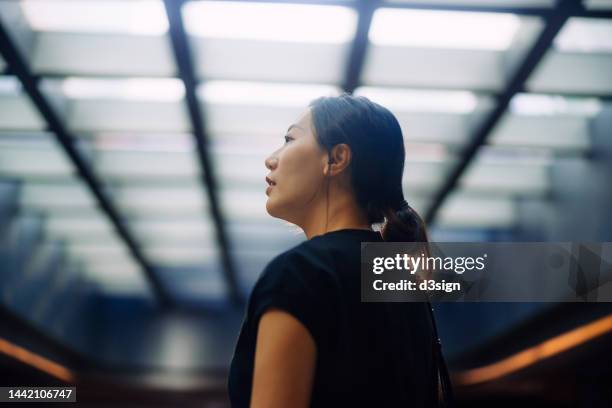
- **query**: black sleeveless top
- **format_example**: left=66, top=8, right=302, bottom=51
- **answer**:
left=228, top=229, right=438, bottom=407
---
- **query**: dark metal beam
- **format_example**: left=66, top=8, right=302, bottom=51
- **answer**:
left=163, top=0, right=243, bottom=307
left=425, top=0, right=583, bottom=225
left=343, top=0, right=377, bottom=94
left=0, top=20, right=173, bottom=308
left=573, top=8, right=612, bottom=19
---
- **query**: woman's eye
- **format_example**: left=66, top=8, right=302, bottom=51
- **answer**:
left=284, top=135, right=293, bottom=144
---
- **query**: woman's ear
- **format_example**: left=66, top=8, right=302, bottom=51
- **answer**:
left=327, top=144, right=351, bottom=177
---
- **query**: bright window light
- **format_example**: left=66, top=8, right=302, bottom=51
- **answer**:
left=386, top=0, right=556, bottom=6
left=61, top=78, right=185, bottom=102
left=405, top=143, right=450, bottom=162
left=20, top=0, right=168, bottom=35
left=369, top=9, right=521, bottom=50
left=96, top=152, right=199, bottom=180
left=45, top=215, right=115, bottom=238
left=585, top=0, right=612, bottom=10
left=84, top=262, right=146, bottom=292
left=0, top=77, right=21, bottom=95
left=22, top=181, right=97, bottom=209
left=554, top=18, right=612, bottom=52
left=477, top=146, right=553, bottom=166
left=93, top=133, right=194, bottom=152
left=182, top=1, right=357, bottom=43
left=510, top=94, right=602, bottom=116
left=131, top=219, right=213, bottom=242
left=144, top=246, right=216, bottom=265
left=114, top=186, right=205, bottom=211
left=199, top=81, right=341, bottom=107
left=355, top=86, right=478, bottom=114
left=67, top=243, right=130, bottom=261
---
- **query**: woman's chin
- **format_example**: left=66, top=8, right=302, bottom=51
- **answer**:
left=265, top=199, right=290, bottom=222
left=265, top=199, right=277, bottom=217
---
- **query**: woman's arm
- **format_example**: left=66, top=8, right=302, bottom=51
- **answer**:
left=250, top=308, right=317, bottom=408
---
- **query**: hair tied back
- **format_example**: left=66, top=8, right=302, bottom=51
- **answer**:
left=396, top=199, right=410, bottom=212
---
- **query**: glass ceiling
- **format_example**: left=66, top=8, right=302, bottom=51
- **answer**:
left=0, top=0, right=609, bottom=304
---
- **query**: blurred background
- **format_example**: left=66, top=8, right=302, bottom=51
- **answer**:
left=0, top=0, right=611, bottom=406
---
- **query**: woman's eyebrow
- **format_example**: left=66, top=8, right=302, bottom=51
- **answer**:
left=287, top=124, right=304, bottom=133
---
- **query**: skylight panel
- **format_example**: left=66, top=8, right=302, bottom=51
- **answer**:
left=554, top=18, right=612, bottom=53
left=510, top=94, right=602, bottom=116
left=20, top=0, right=168, bottom=35
left=182, top=1, right=357, bottom=43
left=355, top=87, right=479, bottom=114
left=369, top=8, right=521, bottom=50
left=60, top=78, right=185, bottom=102
left=198, top=81, right=340, bottom=107
left=0, top=77, right=21, bottom=95
left=92, top=133, right=194, bottom=152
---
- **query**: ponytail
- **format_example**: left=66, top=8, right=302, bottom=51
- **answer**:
left=382, top=199, right=431, bottom=282
left=381, top=200, right=429, bottom=244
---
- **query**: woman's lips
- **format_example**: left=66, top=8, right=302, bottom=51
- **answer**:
left=265, top=176, right=276, bottom=195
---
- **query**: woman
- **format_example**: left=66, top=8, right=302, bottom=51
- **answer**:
left=228, top=94, right=453, bottom=407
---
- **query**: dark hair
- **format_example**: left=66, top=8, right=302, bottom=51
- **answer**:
left=309, top=93, right=429, bottom=243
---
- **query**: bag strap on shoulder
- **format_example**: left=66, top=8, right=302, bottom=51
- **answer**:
left=426, top=301, right=455, bottom=408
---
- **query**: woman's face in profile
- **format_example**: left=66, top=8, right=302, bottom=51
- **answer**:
left=264, top=109, right=328, bottom=224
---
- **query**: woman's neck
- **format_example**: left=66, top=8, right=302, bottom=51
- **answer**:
left=300, top=191, right=371, bottom=240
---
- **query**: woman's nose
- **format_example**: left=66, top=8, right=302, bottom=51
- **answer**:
left=265, top=155, right=278, bottom=171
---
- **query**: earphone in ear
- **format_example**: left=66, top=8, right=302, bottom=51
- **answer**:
left=325, top=158, right=333, bottom=176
